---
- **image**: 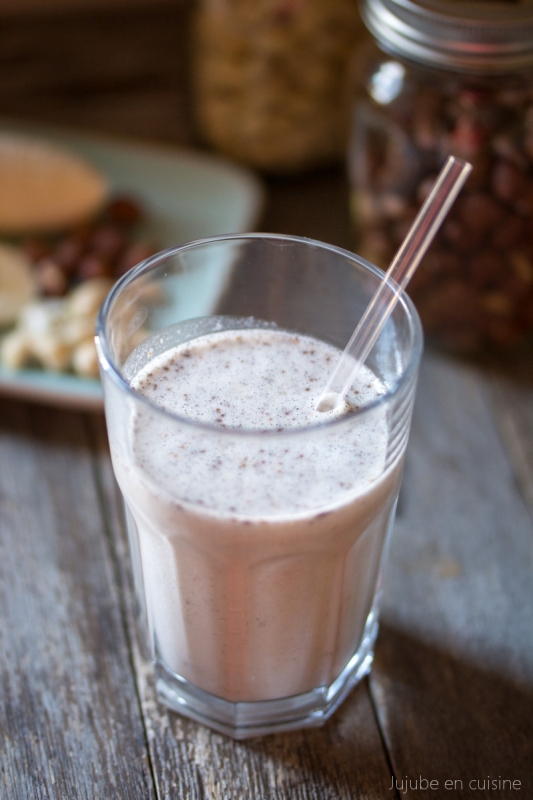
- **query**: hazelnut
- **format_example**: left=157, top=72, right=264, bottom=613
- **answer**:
left=107, top=196, right=144, bottom=225
left=484, top=318, right=522, bottom=348
left=467, top=249, right=504, bottom=288
left=508, top=251, right=533, bottom=284
left=481, top=291, right=513, bottom=317
left=492, top=159, right=527, bottom=203
left=36, top=260, right=69, bottom=297
left=22, top=239, right=51, bottom=264
left=88, top=224, right=126, bottom=262
left=77, top=254, right=112, bottom=281
left=418, top=280, right=481, bottom=330
left=490, top=212, right=526, bottom=250
left=513, top=183, right=533, bottom=217
left=381, top=192, right=411, bottom=220
left=456, top=191, right=505, bottom=233
left=442, top=217, right=483, bottom=253
left=492, top=132, right=529, bottom=171
left=53, top=236, right=86, bottom=274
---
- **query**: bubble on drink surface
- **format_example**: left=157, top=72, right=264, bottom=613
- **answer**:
left=125, top=325, right=391, bottom=518
left=129, top=327, right=380, bottom=431
left=316, top=391, right=345, bottom=414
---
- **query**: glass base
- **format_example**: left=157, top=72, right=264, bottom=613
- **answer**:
left=154, top=608, right=379, bottom=739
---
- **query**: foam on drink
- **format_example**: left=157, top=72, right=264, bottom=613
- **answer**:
left=113, top=326, right=402, bottom=702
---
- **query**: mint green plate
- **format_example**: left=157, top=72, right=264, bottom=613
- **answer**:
left=0, top=123, right=264, bottom=409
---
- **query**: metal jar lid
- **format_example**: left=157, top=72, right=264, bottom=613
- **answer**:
left=360, top=0, right=533, bottom=73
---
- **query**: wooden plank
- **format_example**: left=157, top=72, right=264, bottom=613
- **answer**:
left=488, top=363, right=533, bottom=521
left=0, top=3, right=195, bottom=146
left=0, top=399, right=155, bottom=799
left=371, top=352, right=533, bottom=797
left=88, top=417, right=396, bottom=800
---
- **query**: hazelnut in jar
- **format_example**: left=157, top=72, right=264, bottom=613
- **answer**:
left=350, top=0, right=533, bottom=352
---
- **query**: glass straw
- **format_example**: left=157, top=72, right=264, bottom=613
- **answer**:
left=316, top=155, right=472, bottom=412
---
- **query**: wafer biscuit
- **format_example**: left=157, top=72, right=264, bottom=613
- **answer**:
left=0, top=132, right=108, bottom=234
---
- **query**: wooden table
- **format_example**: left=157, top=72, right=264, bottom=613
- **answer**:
left=1, top=4, right=532, bottom=798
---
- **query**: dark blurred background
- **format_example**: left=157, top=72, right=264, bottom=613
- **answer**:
left=0, top=0, right=354, bottom=248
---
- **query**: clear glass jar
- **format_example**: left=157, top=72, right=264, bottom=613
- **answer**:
left=192, top=0, right=364, bottom=173
left=350, top=0, right=533, bottom=352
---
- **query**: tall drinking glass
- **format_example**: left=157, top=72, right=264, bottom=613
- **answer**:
left=96, top=233, right=423, bottom=739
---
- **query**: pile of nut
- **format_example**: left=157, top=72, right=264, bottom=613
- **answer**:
left=0, top=195, right=157, bottom=377
left=352, top=68, right=533, bottom=352
left=193, top=0, right=364, bottom=172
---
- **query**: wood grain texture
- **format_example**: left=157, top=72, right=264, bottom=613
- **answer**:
left=489, top=369, right=533, bottom=521
left=0, top=400, right=155, bottom=800
left=1, top=4, right=533, bottom=796
left=371, top=353, right=533, bottom=798
left=0, top=2, right=195, bottom=147
left=87, top=416, right=395, bottom=800
left=87, top=350, right=533, bottom=800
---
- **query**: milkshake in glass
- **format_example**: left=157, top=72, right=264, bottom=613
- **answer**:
left=96, top=234, right=422, bottom=738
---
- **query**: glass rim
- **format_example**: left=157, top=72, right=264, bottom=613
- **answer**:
left=95, top=232, right=423, bottom=438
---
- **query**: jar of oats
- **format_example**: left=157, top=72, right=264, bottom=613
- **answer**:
left=193, top=0, right=364, bottom=173
left=350, top=0, right=533, bottom=352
